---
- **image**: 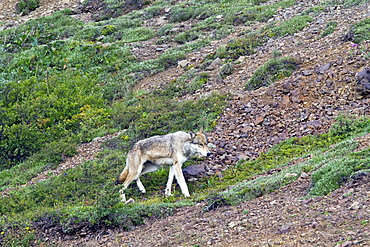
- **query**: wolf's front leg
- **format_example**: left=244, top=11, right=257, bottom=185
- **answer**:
left=119, top=188, right=127, bottom=202
left=165, top=167, right=175, bottom=196
left=173, top=163, right=190, bottom=197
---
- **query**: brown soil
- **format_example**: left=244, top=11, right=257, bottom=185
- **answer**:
left=1, top=0, right=370, bottom=246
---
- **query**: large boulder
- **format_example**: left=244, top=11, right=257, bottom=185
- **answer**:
left=183, top=165, right=206, bottom=179
left=355, top=67, right=370, bottom=96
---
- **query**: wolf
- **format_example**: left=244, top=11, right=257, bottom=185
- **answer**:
left=115, top=128, right=211, bottom=202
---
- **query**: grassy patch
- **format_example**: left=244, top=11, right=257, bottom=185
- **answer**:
left=324, top=0, right=370, bottom=7
left=207, top=13, right=312, bottom=62
left=0, top=10, right=80, bottom=53
left=351, top=18, right=370, bottom=44
left=15, top=0, right=40, bottom=14
left=267, top=15, right=313, bottom=37
left=321, top=20, right=338, bottom=38
left=245, top=57, right=299, bottom=90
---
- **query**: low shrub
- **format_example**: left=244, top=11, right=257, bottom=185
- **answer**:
left=351, top=18, right=370, bottom=44
left=168, top=5, right=198, bottom=23
left=219, top=63, right=234, bottom=79
left=15, top=0, right=40, bottom=14
left=245, top=57, right=299, bottom=90
left=267, top=15, right=313, bottom=38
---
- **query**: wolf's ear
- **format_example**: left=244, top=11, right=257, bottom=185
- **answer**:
left=198, top=127, right=204, bottom=133
left=189, top=130, right=196, bottom=140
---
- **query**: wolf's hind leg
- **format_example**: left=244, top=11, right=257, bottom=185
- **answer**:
left=136, top=178, right=146, bottom=193
left=118, top=190, right=135, bottom=204
left=165, top=167, right=175, bottom=196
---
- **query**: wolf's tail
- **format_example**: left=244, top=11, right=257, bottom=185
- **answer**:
left=116, top=165, right=129, bottom=185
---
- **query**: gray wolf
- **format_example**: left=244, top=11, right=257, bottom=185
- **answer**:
left=115, top=128, right=211, bottom=201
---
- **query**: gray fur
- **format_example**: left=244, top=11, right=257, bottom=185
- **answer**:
left=116, top=128, right=210, bottom=201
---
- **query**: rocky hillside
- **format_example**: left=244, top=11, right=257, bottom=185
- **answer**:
left=1, top=0, right=370, bottom=246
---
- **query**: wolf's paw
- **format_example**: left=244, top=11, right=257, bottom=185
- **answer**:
left=120, top=192, right=127, bottom=202
left=125, top=198, right=135, bottom=204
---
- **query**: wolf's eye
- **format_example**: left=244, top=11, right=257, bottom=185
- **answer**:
left=198, top=143, right=204, bottom=147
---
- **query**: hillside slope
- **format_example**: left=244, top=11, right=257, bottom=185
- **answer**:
left=1, top=0, right=370, bottom=246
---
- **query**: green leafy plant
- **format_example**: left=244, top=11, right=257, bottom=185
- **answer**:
left=0, top=223, right=36, bottom=247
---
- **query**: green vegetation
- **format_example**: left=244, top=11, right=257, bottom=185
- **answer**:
left=1, top=0, right=370, bottom=245
left=324, top=0, right=370, bottom=7
left=321, top=20, right=338, bottom=38
left=205, top=114, right=370, bottom=207
left=245, top=57, right=299, bottom=90
left=206, top=14, right=313, bottom=64
left=351, top=18, right=370, bottom=44
left=15, top=0, right=40, bottom=14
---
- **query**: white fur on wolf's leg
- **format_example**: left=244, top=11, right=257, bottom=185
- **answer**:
left=165, top=167, right=175, bottom=196
left=125, top=198, right=135, bottom=204
left=119, top=188, right=135, bottom=204
left=165, top=188, right=173, bottom=197
left=136, top=178, right=146, bottom=193
left=120, top=192, right=127, bottom=202
left=173, top=163, right=190, bottom=197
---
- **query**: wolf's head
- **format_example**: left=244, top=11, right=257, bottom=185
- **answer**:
left=190, top=127, right=211, bottom=157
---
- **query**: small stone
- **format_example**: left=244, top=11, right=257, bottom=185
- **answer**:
left=355, top=67, right=370, bottom=96
left=277, top=223, right=292, bottom=234
left=178, top=60, right=190, bottom=68
left=183, top=165, right=206, bottom=177
left=349, top=201, right=361, bottom=210
left=228, top=221, right=238, bottom=228
left=253, top=116, right=264, bottom=125
left=300, top=172, right=309, bottom=179
left=302, top=70, right=313, bottom=76
left=207, top=57, right=222, bottom=70
left=340, top=241, right=354, bottom=247
left=270, top=200, right=278, bottom=205
left=316, top=63, right=331, bottom=74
